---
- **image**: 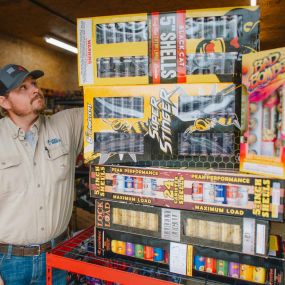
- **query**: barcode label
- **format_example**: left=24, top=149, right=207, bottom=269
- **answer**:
left=242, top=218, right=255, bottom=255
left=161, top=209, right=181, bottom=241
left=170, top=242, right=187, bottom=275
left=256, top=223, right=266, bottom=255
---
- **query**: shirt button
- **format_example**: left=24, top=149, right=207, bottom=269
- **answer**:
left=41, top=227, right=44, bottom=231
left=37, top=184, right=41, bottom=188
left=39, top=206, right=43, bottom=210
left=33, top=162, right=37, bottom=166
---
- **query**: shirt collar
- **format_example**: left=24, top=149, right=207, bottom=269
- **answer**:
left=5, top=116, right=42, bottom=140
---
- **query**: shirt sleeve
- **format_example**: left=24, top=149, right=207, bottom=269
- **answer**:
left=53, top=108, right=84, bottom=156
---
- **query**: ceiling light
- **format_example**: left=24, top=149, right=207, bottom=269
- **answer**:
left=250, top=0, right=257, bottom=6
left=44, top=36, right=78, bottom=54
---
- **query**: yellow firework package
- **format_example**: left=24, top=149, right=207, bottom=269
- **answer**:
left=240, top=47, right=285, bottom=178
left=84, top=83, right=241, bottom=168
left=77, top=6, right=259, bottom=86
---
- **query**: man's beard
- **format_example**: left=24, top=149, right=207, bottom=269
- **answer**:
left=30, top=95, right=46, bottom=114
left=10, top=98, right=46, bottom=116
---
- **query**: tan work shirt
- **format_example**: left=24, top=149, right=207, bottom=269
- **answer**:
left=0, top=108, right=83, bottom=245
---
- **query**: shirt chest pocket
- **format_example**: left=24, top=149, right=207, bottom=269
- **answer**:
left=0, top=156, right=25, bottom=196
left=45, top=144, right=71, bottom=181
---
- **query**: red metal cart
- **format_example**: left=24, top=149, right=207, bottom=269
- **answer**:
left=46, top=226, right=182, bottom=285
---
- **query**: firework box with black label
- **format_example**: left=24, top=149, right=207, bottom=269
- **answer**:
left=90, top=165, right=285, bottom=222
left=193, top=244, right=284, bottom=284
left=95, top=227, right=194, bottom=276
left=95, top=227, right=281, bottom=283
left=240, top=47, right=285, bottom=179
left=192, top=246, right=283, bottom=285
left=77, top=6, right=259, bottom=86
left=95, top=199, right=269, bottom=256
left=84, top=83, right=241, bottom=169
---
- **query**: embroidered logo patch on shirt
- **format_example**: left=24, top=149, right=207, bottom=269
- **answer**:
left=47, top=138, right=62, bottom=145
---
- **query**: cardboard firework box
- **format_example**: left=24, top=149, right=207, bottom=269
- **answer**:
left=95, top=227, right=193, bottom=276
left=192, top=246, right=282, bottom=285
left=77, top=6, right=259, bottom=86
left=240, top=47, right=285, bottom=179
left=95, top=228, right=278, bottom=283
left=84, top=83, right=241, bottom=168
left=90, top=165, right=285, bottom=222
left=95, top=199, right=269, bottom=256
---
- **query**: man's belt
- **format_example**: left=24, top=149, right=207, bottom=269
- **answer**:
left=0, top=230, right=68, bottom=256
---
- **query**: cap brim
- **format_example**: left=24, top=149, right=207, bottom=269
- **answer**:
left=28, top=70, right=44, bottom=79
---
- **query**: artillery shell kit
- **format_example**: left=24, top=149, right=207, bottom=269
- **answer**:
left=84, top=83, right=241, bottom=168
left=90, top=165, right=285, bottom=222
left=95, top=199, right=269, bottom=256
left=78, top=6, right=259, bottom=86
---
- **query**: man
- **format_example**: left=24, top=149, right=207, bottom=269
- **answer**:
left=0, top=64, right=83, bottom=284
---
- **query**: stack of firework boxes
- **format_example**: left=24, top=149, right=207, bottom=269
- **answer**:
left=78, top=5, right=285, bottom=285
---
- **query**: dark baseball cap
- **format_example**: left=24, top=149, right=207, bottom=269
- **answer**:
left=0, top=64, right=44, bottom=96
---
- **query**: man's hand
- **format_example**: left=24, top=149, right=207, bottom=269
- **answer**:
left=0, top=275, right=4, bottom=285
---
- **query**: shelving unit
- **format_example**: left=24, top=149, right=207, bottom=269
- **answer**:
left=46, top=227, right=179, bottom=285
left=47, top=226, right=245, bottom=285
left=45, top=7, right=284, bottom=285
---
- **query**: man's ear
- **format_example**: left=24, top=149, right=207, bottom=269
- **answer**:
left=0, top=95, right=11, bottom=110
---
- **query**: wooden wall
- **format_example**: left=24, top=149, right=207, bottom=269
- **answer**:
left=0, top=32, right=79, bottom=91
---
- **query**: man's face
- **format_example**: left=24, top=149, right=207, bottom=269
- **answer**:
left=4, top=76, right=45, bottom=116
